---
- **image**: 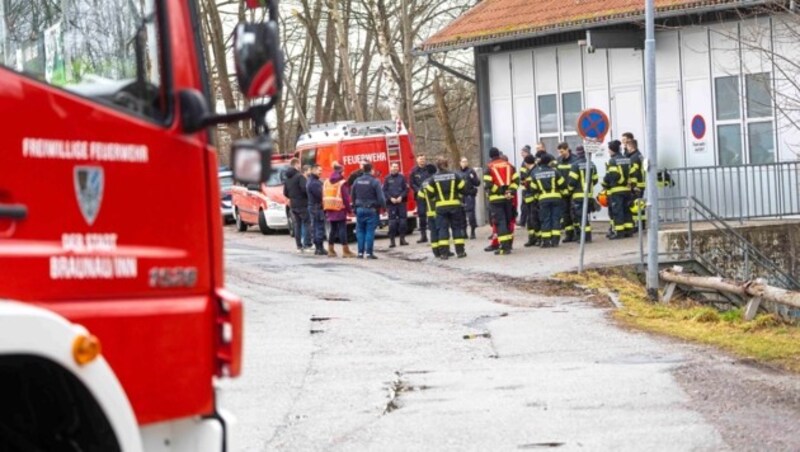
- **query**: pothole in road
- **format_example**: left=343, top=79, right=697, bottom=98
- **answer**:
left=310, top=316, right=334, bottom=322
left=517, top=442, right=565, bottom=449
left=383, top=371, right=433, bottom=415
left=322, top=296, right=350, bottom=302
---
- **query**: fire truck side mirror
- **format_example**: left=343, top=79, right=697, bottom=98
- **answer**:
left=232, top=136, right=274, bottom=184
left=234, top=22, right=283, bottom=100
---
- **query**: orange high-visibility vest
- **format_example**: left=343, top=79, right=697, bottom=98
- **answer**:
left=323, top=180, right=345, bottom=211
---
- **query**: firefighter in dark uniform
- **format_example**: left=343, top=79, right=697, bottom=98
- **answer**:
left=459, top=157, right=481, bottom=239
left=602, top=140, right=635, bottom=239
left=529, top=153, right=566, bottom=248
left=483, top=147, right=519, bottom=255
left=556, top=142, right=578, bottom=243
left=410, top=155, right=430, bottom=243
left=426, top=158, right=467, bottom=259
left=625, top=138, right=646, bottom=231
left=568, top=146, right=598, bottom=242
left=518, top=145, right=532, bottom=226
left=521, top=155, right=540, bottom=247
left=383, top=162, right=409, bottom=248
left=418, top=165, right=440, bottom=258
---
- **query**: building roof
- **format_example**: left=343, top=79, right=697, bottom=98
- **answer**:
left=419, top=0, right=768, bottom=53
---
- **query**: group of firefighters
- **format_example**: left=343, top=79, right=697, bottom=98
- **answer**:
left=285, top=132, right=648, bottom=260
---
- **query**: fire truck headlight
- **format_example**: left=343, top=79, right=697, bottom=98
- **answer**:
left=73, top=334, right=102, bottom=366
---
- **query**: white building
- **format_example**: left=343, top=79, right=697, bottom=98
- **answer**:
left=420, top=0, right=800, bottom=219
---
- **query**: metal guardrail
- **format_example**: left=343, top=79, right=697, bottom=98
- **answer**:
left=654, top=196, right=800, bottom=291
left=657, top=161, right=800, bottom=223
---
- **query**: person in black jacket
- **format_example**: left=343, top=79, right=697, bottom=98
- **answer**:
left=346, top=159, right=367, bottom=187
left=409, top=155, right=430, bottom=243
left=351, top=163, right=387, bottom=259
left=383, top=162, right=409, bottom=248
left=306, top=164, right=327, bottom=255
left=459, top=157, right=481, bottom=239
left=283, top=158, right=312, bottom=252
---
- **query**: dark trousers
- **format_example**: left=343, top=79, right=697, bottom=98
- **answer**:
left=355, top=207, right=379, bottom=255
left=436, top=206, right=466, bottom=249
left=610, top=191, right=634, bottom=233
left=519, top=201, right=529, bottom=227
left=489, top=201, right=513, bottom=249
left=291, top=207, right=312, bottom=249
left=387, top=203, right=408, bottom=239
left=427, top=214, right=440, bottom=254
left=526, top=201, right=540, bottom=238
left=416, top=196, right=427, bottom=236
left=463, top=194, right=478, bottom=230
left=562, top=198, right=574, bottom=234
left=309, top=205, right=326, bottom=249
left=571, top=198, right=592, bottom=234
left=328, top=220, right=347, bottom=244
left=539, top=198, right=562, bottom=240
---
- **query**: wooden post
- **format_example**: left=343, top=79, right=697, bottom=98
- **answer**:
left=743, top=297, right=763, bottom=321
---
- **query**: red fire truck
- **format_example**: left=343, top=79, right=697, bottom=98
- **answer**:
left=295, top=121, right=419, bottom=233
left=0, top=0, right=281, bottom=449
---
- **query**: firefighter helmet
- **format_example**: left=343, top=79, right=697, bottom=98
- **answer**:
left=597, top=191, right=608, bottom=208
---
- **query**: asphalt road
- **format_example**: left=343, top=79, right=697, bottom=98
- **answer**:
left=219, top=225, right=800, bottom=451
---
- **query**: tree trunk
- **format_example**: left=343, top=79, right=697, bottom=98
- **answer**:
left=327, top=0, right=364, bottom=121
left=370, top=0, right=400, bottom=121
left=400, top=0, right=416, bottom=135
left=433, top=73, right=460, bottom=165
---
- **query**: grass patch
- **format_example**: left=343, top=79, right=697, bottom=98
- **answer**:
left=555, top=267, right=800, bottom=373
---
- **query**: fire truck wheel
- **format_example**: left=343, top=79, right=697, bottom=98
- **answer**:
left=258, top=210, right=274, bottom=235
left=235, top=208, right=248, bottom=232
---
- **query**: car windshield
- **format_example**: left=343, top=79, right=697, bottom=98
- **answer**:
left=267, top=166, right=288, bottom=187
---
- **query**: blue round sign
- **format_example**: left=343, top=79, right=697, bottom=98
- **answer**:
left=577, top=109, right=610, bottom=141
left=691, top=114, right=706, bottom=140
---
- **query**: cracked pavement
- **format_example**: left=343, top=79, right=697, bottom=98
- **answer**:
left=219, top=225, right=800, bottom=451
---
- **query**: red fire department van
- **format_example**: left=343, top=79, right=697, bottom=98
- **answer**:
left=0, top=0, right=282, bottom=449
left=295, top=121, right=419, bottom=232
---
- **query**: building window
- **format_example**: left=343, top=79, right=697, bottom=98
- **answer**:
left=715, top=76, right=740, bottom=121
left=538, top=95, right=558, bottom=134
left=714, top=72, right=774, bottom=165
left=748, top=122, right=775, bottom=164
left=718, top=124, right=742, bottom=166
left=746, top=73, right=772, bottom=119
left=562, top=92, right=582, bottom=132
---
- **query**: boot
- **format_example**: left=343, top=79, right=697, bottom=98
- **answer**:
left=432, top=247, right=440, bottom=258
left=585, top=232, right=592, bottom=243
left=440, top=248, right=450, bottom=260
left=494, top=244, right=512, bottom=255
left=342, top=244, right=356, bottom=258
left=327, top=243, right=337, bottom=258
left=417, top=231, right=428, bottom=244
left=470, top=227, right=477, bottom=240
left=524, top=236, right=536, bottom=247
left=456, top=244, right=467, bottom=258
left=389, top=238, right=396, bottom=248
left=551, top=236, right=560, bottom=247
left=484, top=245, right=498, bottom=252
left=562, top=230, right=576, bottom=243
left=400, top=236, right=409, bottom=246
left=541, top=237, right=552, bottom=248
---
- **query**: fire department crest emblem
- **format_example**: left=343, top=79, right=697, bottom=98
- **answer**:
left=73, top=166, right=104, bottom=226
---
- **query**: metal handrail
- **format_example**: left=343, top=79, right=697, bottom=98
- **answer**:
left=652, top=195, right=800, bottom=291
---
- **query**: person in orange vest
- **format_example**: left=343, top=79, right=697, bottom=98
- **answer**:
left=483, top=147, right=519, bottom=255
left=323, top=163, right=355, bottom=258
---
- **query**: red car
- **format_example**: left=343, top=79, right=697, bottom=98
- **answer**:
left=231, top=163, right=291, bottom=234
